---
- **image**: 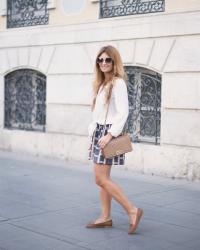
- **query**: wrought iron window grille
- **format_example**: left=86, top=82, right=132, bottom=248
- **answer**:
left=124, top=66, right=161, bottom=145
left=100, top=0, right=165, bottom=18
left=5, top=69, right=46, bottom=132
left=7, top=0, right=49, bottom=28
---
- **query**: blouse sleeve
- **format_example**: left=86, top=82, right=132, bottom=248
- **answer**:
left=108, top=79, right=129, bottom=137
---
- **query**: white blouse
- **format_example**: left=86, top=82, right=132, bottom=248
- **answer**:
left=88, top=78, right=129, bottom=137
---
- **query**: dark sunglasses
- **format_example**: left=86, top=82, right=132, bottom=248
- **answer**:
left=97, top=57, right=113, bottom=64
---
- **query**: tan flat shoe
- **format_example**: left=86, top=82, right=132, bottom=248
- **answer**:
left=86, top=219, right=113, bottom=228
left=128, top=208, right=143, bottom=234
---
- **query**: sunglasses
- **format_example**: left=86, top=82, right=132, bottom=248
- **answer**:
left=97, top=57, right=113, bottom=64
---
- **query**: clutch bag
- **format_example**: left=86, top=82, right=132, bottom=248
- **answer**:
left=102, top=134, right=133, bottom=159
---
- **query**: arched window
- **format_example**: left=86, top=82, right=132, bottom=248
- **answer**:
left=4, top=69, right=46, bottom=132
left=125, top=66, right=161, bottom=145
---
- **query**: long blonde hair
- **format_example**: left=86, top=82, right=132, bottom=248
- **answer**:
left=92, top=45, right=127, bottom=110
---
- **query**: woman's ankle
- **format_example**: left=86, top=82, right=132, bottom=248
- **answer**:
left=95, top=216, right=111, bottom=224
left=101, top=215, right=111, bottom=220
left=128, top=206, right=137, bottom=215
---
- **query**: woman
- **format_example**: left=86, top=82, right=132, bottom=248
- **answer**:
left=87, top=45, right=143, bottom=234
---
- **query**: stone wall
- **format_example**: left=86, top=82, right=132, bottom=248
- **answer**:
left=0, top=10, right=200, bottom=180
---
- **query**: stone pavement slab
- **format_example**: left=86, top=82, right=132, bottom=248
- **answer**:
left=0, top=150, right=200, bottom=250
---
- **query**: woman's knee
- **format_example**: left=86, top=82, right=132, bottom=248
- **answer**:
left=95, top=175, right=103, bottom=186
left=95, top=175, right=107, bottom=187
left=94, top=163, right=111, bottom=186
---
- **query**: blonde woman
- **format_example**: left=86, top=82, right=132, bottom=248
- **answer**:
left=87, top=45, right=143, bottom=234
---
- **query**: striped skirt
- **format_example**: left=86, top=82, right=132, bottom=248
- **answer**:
left=88, top=123, right=125, bottom=165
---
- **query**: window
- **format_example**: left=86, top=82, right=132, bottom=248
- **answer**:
left=7, top=0, right=49, bottom=28
left=4, top=69, right=46, bottom=132
left=100, top=0, right=165, bottom=18
left=125, top=66, right=161, bottom=145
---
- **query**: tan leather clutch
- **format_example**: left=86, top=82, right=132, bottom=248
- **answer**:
left=102, top=134, right=133, bottom=159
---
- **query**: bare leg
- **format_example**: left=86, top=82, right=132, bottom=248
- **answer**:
left=95, top=188, right=112, bottom=222
left=94, top=164, right=138, bottom=224
left=95, top=166, right=112, bottom=223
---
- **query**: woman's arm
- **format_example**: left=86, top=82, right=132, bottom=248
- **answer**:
left=107, top=79, right=129, bottom=137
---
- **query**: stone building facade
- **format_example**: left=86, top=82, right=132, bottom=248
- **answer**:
left=0, top=0, right=200, bottom=180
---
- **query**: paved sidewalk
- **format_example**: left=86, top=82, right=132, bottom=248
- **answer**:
left=0, top=150, right=200, bottom=250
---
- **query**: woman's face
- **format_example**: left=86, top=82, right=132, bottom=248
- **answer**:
left=97, top=52, right=113, bottom=74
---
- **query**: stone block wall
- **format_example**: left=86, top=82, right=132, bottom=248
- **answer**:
left=0, top=10, right=200, bottom=179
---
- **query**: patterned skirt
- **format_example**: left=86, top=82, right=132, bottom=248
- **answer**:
left=88, top=123, right=125, bottom=165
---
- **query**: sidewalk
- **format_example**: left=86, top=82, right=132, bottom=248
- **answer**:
left=0, top=150, right=200, bottom=250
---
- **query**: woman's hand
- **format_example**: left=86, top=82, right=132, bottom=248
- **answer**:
left=98, top=133, right=113, bottom=149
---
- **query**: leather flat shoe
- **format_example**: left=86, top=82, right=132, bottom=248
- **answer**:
left=86, top=219, right=113, bottom=228
left=128, top=208, right=143, bottom=234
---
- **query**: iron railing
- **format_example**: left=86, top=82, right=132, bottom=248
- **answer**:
left=5, top=69, right=46, bottom=132
left=125, top=66, right=161, bottom=145
left=100, top=0, right=165, bottom=18
left=7, top=0, right=49, bottom=28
